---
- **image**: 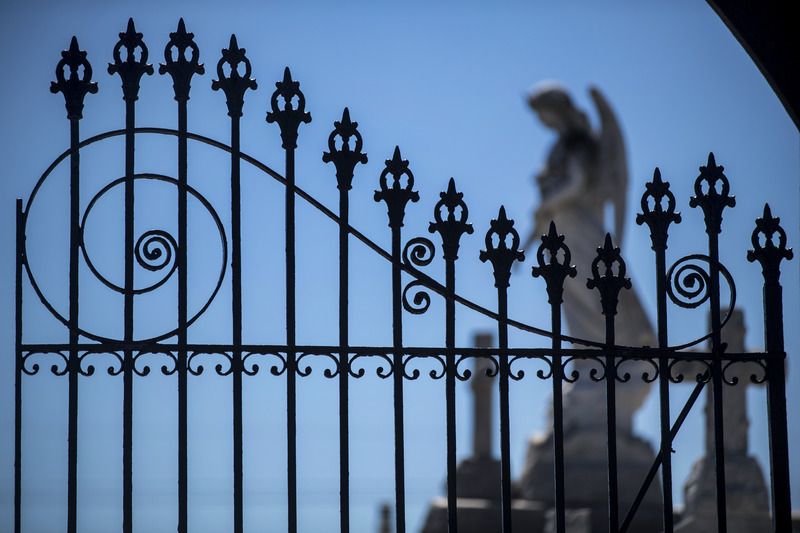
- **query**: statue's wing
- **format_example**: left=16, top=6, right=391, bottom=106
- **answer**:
left=590, top=87, right=628, bottom=242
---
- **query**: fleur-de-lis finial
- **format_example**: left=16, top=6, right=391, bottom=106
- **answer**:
left=374, top=146, right=419, bottom=228
left=428, top=178, right=473, bottom=261
left=587, top=233, right=631, bottom=316
left=323, top=107, right=368, bottom=191
left=266, top=67, right=311, bottom=150
left=50, top=36, right=98, bottom=120
left=108, top=18, right=154, bottom=102
left=159, top=18, right=205, bottom=102
left=747, top=204, right=793, bottom=285
left=690, top=152, right=736, bottom=236
left=211, top=34, right=257, bottom=118
left=531, top=221, right=577, bottom=305
left=480, top=206, right=525, bottom=289
left=636, top=167, right=681, bottom=251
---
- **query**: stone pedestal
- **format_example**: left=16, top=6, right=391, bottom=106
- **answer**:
left=517, top=427, right=662, bottom=533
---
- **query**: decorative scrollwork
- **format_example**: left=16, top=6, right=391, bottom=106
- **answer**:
left=349, top=353, right=393, bottom=379
left=667, top=256, right=711, bottom=308
left=669, top=357, right=711, bottom=384
left=79, top=351, right=124, bottom=376
left=508, top=355, right=553, bottom=381
left=722, top=359, right=767, bottom=386
left=188, top=351, right=232, bottom=376
left=402, top=279, right=432, bottom=315
left=455, top=355, right=499, bottom=382
left=22, top=351, right=69, bottom=376
left=133, top=351, right=178, bottom=377
left=135, top=230, right=178, bottom=273
left=616, top=357, right=659, bottom=384
left=21, top=172, right=230, bottom=343
left=666, top=254, right=736, bottom=349
left=242, top=352, right=286, bottom=377
left=403, top=237, right=435, bottom=268
left=560, top=355, right=606, bottom=383
left=296, top=352, right=341, bottom=378
left=402, top=354, right=446, bottom=380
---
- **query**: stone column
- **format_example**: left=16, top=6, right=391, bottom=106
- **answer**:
left=675, top=309, right=770, bottom=532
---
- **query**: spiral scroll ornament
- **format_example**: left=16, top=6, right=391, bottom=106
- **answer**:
left=401, top=237, right=436, bottom=315
left=24, top=169, right=227, bottom=343
left=666, top=254, right=736, bottom=312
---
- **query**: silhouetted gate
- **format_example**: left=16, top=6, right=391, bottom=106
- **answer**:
left=15, top=19, right=793, bottom=533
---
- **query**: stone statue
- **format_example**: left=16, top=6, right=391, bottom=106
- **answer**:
left=517, top=84, right=662, bottom=531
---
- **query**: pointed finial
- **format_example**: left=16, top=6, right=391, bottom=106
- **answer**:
left=480, top=205, right=524, bottom=289
left=429, top=178, right=473, bottom=261
left=341, top=107, right=352, bottom=125
left=211, top=34, right=257, bottom=117
left=375, top=146, right=418, bottom=228
left=322, top=106, right=367, bottom=190
left=109, top=18, right=153, bottom=101
left=637, top=166, right=681, bottom=251
left=691, top=152, right=735, bottom=235
left=266, top=66, right=311, bottom=149
left=159, top=18, right=204, bottom=102
left=531, top=220, right=576, bottom=305
left=51, top=36, right=98, bottom=119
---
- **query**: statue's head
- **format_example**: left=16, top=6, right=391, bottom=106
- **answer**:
left=527, top=82, right=590, bottom=133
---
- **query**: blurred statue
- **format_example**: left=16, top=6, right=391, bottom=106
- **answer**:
left=518, top=84, right=661, bottom=531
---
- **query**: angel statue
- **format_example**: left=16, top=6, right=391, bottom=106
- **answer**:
left=517, top=84, right=662, bottom=530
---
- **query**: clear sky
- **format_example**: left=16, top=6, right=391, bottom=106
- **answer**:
left=1, top=1, right=798, bottom=532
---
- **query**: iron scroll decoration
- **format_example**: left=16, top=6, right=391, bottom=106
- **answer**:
left=15, top=20, right=796, bottom=533
left=27, top=22, right=786, bottom=364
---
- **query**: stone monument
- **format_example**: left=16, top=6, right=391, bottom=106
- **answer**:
left=516, top=84, right=662, bottom=532
left=675, top=310, right=771, bottom=532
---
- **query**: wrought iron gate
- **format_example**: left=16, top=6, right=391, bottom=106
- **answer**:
left=14, top=19, right=793, bottom=533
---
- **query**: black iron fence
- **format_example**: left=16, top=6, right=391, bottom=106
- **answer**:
left=15, top=19, right=793, bottom=533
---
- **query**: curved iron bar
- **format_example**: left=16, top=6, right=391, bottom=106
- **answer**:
left=295, top=351, right=341, bottom=378
left=722, top=358, right=767, bottom=385
left=508, top=354, right=553, bottom=381
left=615, top=356, right=660, bottom=384
left=23, top=127, right=740, bottom=353
left=242, top=351, right=287, bottom=377
left=668, top=356, right=712, bottom=385
left=22, top=351, right=69, bottom=376
left=133, top=350, right=178, bottom=376
left=187, top=351, right=233, bottom=376
left=402, top=354, right=446, bottom=380
left=79, top=176, right=182, bottom=295
left=348, top=353, right=393, bottom=379
left=25, top=171, right=227, bottom=344
left=78, top=350, right=124, bottom=376
left=559, top=354, right=607, bottom=383
left=665, top=254, right=737, bottom=351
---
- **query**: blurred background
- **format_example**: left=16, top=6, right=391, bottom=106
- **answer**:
left=1, top=1, right=797, bottom=531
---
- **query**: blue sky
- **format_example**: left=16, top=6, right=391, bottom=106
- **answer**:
left=1, top=1, right=798, bottom=531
